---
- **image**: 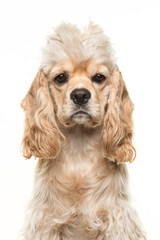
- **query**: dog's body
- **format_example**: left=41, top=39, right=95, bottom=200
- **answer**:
left=21, top=23, right=146, bottom=240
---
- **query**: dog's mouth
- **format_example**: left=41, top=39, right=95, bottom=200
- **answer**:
left=62, top=109, right=101, bottom=127
left=71, top=110, right=91, bottom=122
left=73, top=110, right=90, bottom=116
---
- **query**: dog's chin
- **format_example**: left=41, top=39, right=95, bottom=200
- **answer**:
left=59, top=111, right=100, bottom=128
left=71, top=111, right=91, bottom=125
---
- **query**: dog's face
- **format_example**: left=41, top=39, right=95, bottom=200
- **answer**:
left=47, top=60, right=111, bottom=127
left=21, top=22, right=135, bottom=163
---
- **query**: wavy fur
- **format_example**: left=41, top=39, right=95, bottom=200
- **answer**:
left=20, top=22, right=146, bottom=240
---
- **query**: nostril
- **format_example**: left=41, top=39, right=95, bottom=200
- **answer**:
left=83, top=92, right=91, bottom=100
left=70, top=88, right=91, bottom=106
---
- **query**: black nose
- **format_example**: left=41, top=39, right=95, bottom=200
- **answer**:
left=70, top=88, right=91, bottom=106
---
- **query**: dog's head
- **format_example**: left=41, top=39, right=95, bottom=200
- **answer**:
left=21, top=22, right=135, bottom=163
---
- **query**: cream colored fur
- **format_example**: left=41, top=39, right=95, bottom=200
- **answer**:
left=20, top=22, right=146, bottom=240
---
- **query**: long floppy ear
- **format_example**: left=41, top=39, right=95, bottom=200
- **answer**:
left=21, top=70, right=60, bottom=159
left=103, top=67, right=136, bottom=163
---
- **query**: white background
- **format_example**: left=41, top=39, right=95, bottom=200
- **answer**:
left=0, top=0, right=160, bottom=239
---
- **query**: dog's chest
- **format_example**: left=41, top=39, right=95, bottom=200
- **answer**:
left=57, top=135, right=104, bottom=195
left=50, top=127, right=109, bottom=207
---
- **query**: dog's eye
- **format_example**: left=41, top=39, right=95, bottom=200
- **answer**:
left=54, top=73, right=68, bottom=85
left=92, top=74, right=106, bottom=83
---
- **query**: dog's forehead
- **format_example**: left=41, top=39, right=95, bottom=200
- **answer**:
left=87, top=62, right=109, bottom=75
left=49, top=59, right=109, bottom=76
left=49, top=61, right=74, bottom=75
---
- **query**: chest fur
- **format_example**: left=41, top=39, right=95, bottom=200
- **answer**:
left=59, top=128, right=103, bottom=180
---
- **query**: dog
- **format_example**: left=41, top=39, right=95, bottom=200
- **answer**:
left=20, top=22, right=146, bottom=240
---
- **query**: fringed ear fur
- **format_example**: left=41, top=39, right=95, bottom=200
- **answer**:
left=103, top=68, right=136, bottom=163
left=21, top=70, right=60, bottom=159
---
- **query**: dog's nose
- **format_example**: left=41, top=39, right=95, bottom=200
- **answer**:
left=70, top=88, right=91, bottom=106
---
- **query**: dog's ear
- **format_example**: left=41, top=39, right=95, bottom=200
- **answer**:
left=21, top=70, right=60, bottom=159
left=103, top=67, right=136, bottom=163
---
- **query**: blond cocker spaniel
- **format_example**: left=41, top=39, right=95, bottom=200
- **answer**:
left=21, top=22, right=146, bottom=240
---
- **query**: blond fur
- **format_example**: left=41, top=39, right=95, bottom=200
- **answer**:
left=20, top=22, right=146, bottom=240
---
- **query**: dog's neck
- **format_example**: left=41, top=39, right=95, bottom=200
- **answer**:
left=60, top=124, right=103, bottom=152
left=56, top=124, right=104, bottom=176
